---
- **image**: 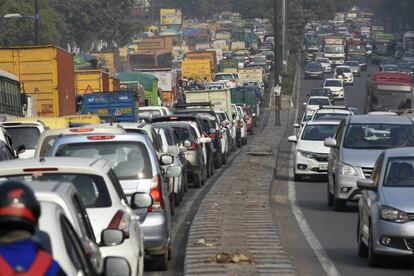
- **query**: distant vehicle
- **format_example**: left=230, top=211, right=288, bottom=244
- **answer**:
left=139, top=106, right=171, bottom=117
left=357, top=148, right=414, bottom=266
left=350, top=55, right=368, bottom=71
left=309, top=88, right=334, bottom=102
left=304, top=62, right=324, bottom=79
left=315, top=57, right=332, bottom=73
left=334, top=66, right=354, bottom=85
left=205, top=82, right=228, bottom=90
left=304, top=96, right=331, bottom=111
left=348, top=107, right=360, bottom=115
left=288, top=120, right=340, bottom=180
left=325, top=115, right=414, bottom=211
left=311, top=106, right=353, bottom=121
left=401, top=51, right=414, bottom=64
left=323, top=78, right=344, bottom=100
left=380, top=64, right=400, bottom=72
left=344, top=60, right=361, bottom=76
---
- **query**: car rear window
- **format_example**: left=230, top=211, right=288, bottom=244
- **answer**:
left=1, top=173, right=111, bottom=208
left=173, top=126, right=193, bottom=142
left=55, top=142, right=152, bottom=180
left=6, top=127, right=40, bottom=150
left=302, top=124, right=338, bottom=141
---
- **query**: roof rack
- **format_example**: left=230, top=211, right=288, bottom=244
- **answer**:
left=318, top=105, right=348, bottom=110
left=174, top=102, right=214, bottom=109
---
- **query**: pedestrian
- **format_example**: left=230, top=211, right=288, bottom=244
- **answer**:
left=0, top=180, right=67, bottom=275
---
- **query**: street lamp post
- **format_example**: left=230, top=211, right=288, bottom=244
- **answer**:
left=3, top=0, right=40, bottom=45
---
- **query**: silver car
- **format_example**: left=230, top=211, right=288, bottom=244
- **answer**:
left=325, top=115, right=414, bottom=211
left=357, top=148, right=414, bottom=266
left=344, top=60, right=361, bottom=77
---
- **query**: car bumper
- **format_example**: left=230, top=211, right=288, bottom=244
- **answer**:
left=332, top=90, right=345, bottom=99
left=372, top=219, right=414, bottom=256
left=323, top=66, right=332, bottom=73
left=141, top=213, right=170, bottom=255
left=333, top=173, right=361, bottom=201
left=100, top=238, right=140, bottom=276
left=295, top=155, right=328, bottom=175
left=305, top=72, right=324, bottom=78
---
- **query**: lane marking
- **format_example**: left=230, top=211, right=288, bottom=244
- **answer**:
left=288, top=57, right=341, bottom=276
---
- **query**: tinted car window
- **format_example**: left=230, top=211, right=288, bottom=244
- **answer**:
left=39, top=135, right=58, bottom=157
left=173, top=126, right=193, bottom=142
left=55, top=142, right=152, bottom=180
left=301, top=124, right=338, bottom=141
left=308, top=98, right=330, bottom=106
left=6, top=127, right=40, bottom=149
left=313, top=113, right=350, bottom=121
left=325, top=80, right=341, bottom=87
left=384, top=157, right=414, bottom=187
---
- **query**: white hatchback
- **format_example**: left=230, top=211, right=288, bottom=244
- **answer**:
left=323, top=78, right=345, bottom=100
left=315, top=57, right=332, bottom=73
left=334, top=65, right=354, bottom=85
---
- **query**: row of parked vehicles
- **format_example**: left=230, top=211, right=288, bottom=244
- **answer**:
left=0, top=100, right=256, bottom=275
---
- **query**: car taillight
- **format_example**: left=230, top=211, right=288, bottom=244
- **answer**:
left=210, top=133, right=217, bottom=140
left=87, top=135, right=115, bottom=140
left=148, top=175, right=165, bottom=212
left=188, top=142, right=199, bottom=150
left=107, top=210, right=130, bottom=239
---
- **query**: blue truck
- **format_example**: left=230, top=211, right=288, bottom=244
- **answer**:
left=80, top=91, right=139, bottom=122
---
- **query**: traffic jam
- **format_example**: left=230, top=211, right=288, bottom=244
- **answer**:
left=0, top=9, right=272, bottom=276
left=291, top=6, right=414, bottom=274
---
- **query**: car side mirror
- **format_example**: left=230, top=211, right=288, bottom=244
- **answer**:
left=17, top=145, right=26, bottom=155
left=160, top=154, right=174, bottom=165
left=101, top=229, right=125, bottom=246
left=166, top=165, right=182, bottom=178
left=199, top=137, right=212, bottom=143
left=130, top=192, right=153, bottom=209
left=288, top=135, right=298, bottom=143
left=293, top=123, right=300, bottom=128
left=357, top=178, right=376, bottom=191
left=183, top=140, right=192, bottom=148
left=104, top=257, right=131, bottom=276
left=324, top=137, right=338, bottom=148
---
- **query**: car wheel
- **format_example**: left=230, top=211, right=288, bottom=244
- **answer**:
left=237, top=138, right=241, bottom=147
left=210, top=158, right=215, bottom=176
left=357, top=217, right=368, bottom=257
left=170, top=194, right=176, bottom=216
left=193, top=173, right=202, bottom=188
left=327, top=181, right=333, bottom=207
left=153, top=252, right=168, bottom=271
left=368, top=225, right=381, bottom=267
left=207, top=159, right=212, bottom=178
left=214, top=154, right=222, bottom=169
left=222, top=152, right=227, bottom=165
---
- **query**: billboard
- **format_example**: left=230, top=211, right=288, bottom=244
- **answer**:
left=160, top=9, right=182, bottom=25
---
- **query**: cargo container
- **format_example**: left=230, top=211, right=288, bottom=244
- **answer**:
left=230, top=86, right=260, bottom=125
left=135, top=36, right=174, bottom=52
left=137, top=69, right=177, bottom=106
left=75, top=70, right=110, bottom=95
left=0, top=69, right=24, bottom=118
left=80, top=91, right=139, bottom=122
left=238, top=68, right=265, bottom=88
left=90, top=49, right=120, bottom=76
left=117, top=71, right=159, bottom=106
left=181, top=59, right=213, bottom=81
left=0, top=45, right=76, bottom=117
left=185, top=89, right=231, bottom=118
left=109, top=76, right=121, bottom=91
left=185, top=51, right=217, bottom=73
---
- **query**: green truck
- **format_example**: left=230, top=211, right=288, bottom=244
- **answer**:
left=230, top=86, right=260, bottom=126
left=116, top=71, right=159, bottom=106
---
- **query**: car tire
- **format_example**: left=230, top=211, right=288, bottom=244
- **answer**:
left=357, top=218, right=368, bottom=257
left=210, top=159, right=215, bottom=176
left=327, top=182, right=333, bottom=207
left=368, top=225, right=381, bottom=267
left=237, top=138, right=241, bottom=147
left=214, top=154, right=222, bottom=169
left=153, top=252, right=168, bottom=271
left=193, top=173, right=202, bottom=188
left=170, top=194, right=176, bottom=216
left=222, top=152, right=227, bottom=165
left=183, top=171, right=188, bottom=193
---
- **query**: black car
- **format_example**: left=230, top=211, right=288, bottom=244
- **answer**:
left=304, top=62, right=324, bottom=79
left=309, top=88, right=334, bottom=102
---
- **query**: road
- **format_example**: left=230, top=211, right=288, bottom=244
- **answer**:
left=276, top=59, right=413, bottom=276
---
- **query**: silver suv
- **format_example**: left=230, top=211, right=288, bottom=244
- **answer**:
left=325, top=115, right=414, bottom=211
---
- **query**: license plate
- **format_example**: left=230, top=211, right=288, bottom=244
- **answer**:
left=319, top=164, right=328, bottom=171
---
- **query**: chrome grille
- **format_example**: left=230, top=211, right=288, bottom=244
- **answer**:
left=361, top=167, right=373, bottom=178
left=313, top=153, right=328, bottom=162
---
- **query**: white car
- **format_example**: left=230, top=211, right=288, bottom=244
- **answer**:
left=323, top=78, right=345, bottom=100
left=205, top=82, right=228, bottom=90
left=334, top=65, right=354, bottom=85
left=215, top=73, right=237, bottom=88
left=215, top=110, right=236, bottom=152
left=139, top=106, right=172, bottom=118
left=311, top=107, right=353, bottom=121
left=304, top=96, right=332, bottom=111
left=288, top=120, right=340, bottom=180
left=315, top=57, right=332, bottom=73
left=236, top=105, right=248, bottom=145
left=0, top=157, right=149, bottom=276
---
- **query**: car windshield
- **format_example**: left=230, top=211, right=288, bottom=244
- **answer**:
left=311, top=89, right=331, bottom=97
left=384, top=158, right=414, bottom=187
left=301, top=124, right=338, bottom=141
left=55, top=142, right=152, bottom=180
left=1, top=173, right=111, bottom=208
left=139, top=110, right=162, bottom=117
left=335, top=67, right=351, bottom=73
left=216, top=113, right=227, bottom=122
left=325, top=80, right=341, bottom=87
left=6, top=127, right=40, bottom=150
left=172, top=126, right=193, bottom=141
left=215, top=74, right=233, bottom=81
left=313, top=113, right=349, bottom=121
left=343, top=123, right=414, bottom=149
left=308, top=98, right=330, bottom=106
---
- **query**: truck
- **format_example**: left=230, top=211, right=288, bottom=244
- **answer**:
left=372, top=32, right=395, bottom=63
left=181, top=59, right=213, bottom=81
left=109, top=76, right=120, bottom=92
left=75, top=70, right=110, bottom=95
left=138, top=69, right=177, bottom=106
left=403, top=31, right=414, bottom=52
left=185, top=89, right=232, bottom=118
left=345, top=39, right=367, bottom=59
left=80, top=91, right=139, bottom=122
left=230, top=86, right=260, bottom=125
left=116, top=71, right=159, bottom=106
left=0, top=45, right=76, bottom=117
left=0, top=69, right=26, bottom=119
left=134, top=36, right=174, bottom=52
left=218, top=59, right=239, bottom=73
left=185, top=51, right=217, bottom=74
left=90, top=49, right=120, bottom=76
left=182, top=28, right=210, bottom=51
left=323, top=36, right=345, bottom=65
left=238, top=68, right=265, bottom=92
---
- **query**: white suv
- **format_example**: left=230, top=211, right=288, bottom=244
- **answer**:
left=323, top=78, right=345, bottom=100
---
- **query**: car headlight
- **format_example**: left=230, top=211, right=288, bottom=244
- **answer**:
left=336, top=162, right=357, bottom=176
left=380, top=206, right=409, bottom=223
left=297, top=150, right=314, bottom=159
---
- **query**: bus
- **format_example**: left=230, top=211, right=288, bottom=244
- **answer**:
left=128, top=50, right=172, bottom=70
left=0, top=69, right=25, bottom=118
left=366, top=72, right=414, bottom=114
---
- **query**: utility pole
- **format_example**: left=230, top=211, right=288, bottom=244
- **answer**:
left=282, top=0, right=287, bottom=69
left=273, top=0, right=282, bottom=126
left=34, top=0, right=39, bottom=45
